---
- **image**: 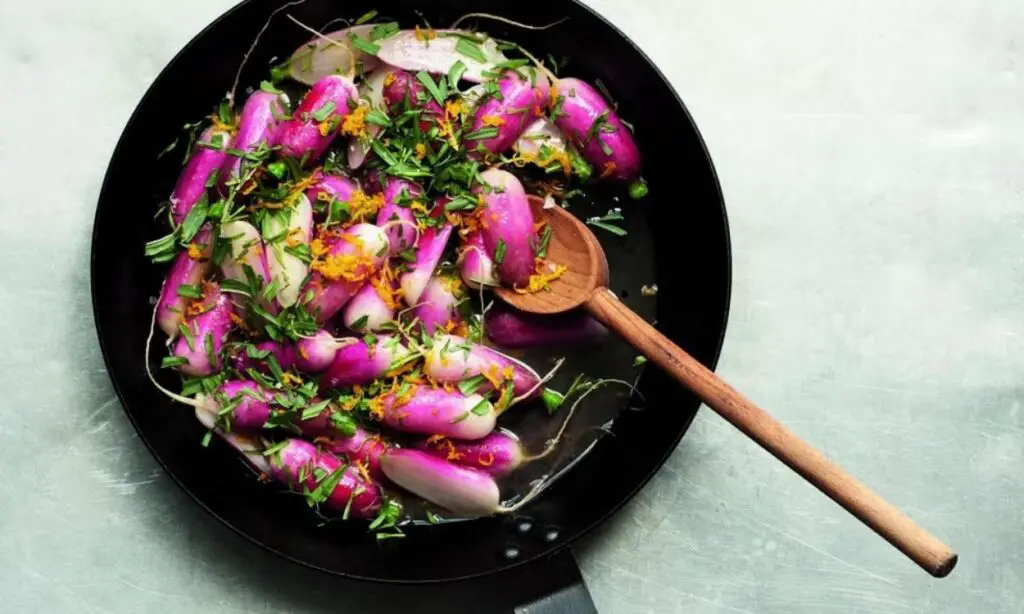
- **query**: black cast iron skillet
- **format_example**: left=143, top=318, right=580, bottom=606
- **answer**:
left=91, top=0, right=730, bottom=610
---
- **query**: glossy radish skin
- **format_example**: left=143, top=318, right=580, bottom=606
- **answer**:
left=382, top=69, right=444, bottom=128
left=324, top=425, right=390, bottom=480
left=377, top=178, right=422, bottom=255
left=458, top=231, right=499, bottom=290
left=552, top=78, right=641, bottom=181
left=373, top=388, right=496, bottom=440
left=425, top=334, right=541, bottom=398
left=287, top=25, right=380, bottom=85
left=418, top=430, right=524, bottom=477
left=219, top=220, right=273, bottom=312
left=342, top=282, right=396, bottom=332
left=171, top=127, right=232, bottom=225
left=468, top=71, right=550, bottom=156
left=514, top=117, right=568, bottom=157
left=230, top=340, right=296, bottom=375
left=220, top=91, right=286, bottom=191
left=266, top=439, right=381, bottom=518
left=475, top=169, right=536, bottom=287
left=306, top=173, right=360, bottom=216
left=320, top=336, right=411, bottom=389
left=172, top=284, right=234, bottom=377
left=374, top=31, right=507, bottom=83
left=264, top=195, right=314, bottom=308
left=295, top=329, right=342, bottom=373
left=485, top=304, right=608, bottom=349
left=400, top=223, right=453, bottom=305
left=412, top=276, right=462, bottom=335
left=276, top=75, right=358, bottom=162
left=215, top=380, right=355, bottom=436
left=304, top=223, right=389, bottom=323
left=380, top=449, right=500, bottom=517
left=157, top=225, right=213, bottom=338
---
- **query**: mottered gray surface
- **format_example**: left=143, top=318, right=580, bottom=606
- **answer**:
left=0, top=0, right=1020, bottom=612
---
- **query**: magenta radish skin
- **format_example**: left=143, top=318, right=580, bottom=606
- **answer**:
left=382, top=69, right=445, bottom=125
left=485, top=304, right=608, bottom=349
left=374, top=388, right=496, bottom=440
left=553, top=78, right=641, bottom=181
left=171, top=127, right=232, bottom=225
left=324, top=426, right=390, bottom=480
left=276, top=75, right=358, bottom=162
left=474, top=169, right=536, bottom=287
left=220, top=91, right=286, bottom=191
left=157, top=225, right=213, bottom=338
left=264, top=195, right=313, bottom=308
left=412, top=276, right=462, bottom=335
left=377, top=178, right=422, bottom=255
left=380, top=449, right=500, bottom=517
left=304, top=223, right=389, bottom=323
left=295, top=330, right=341, bottom=373
left=400, top=222, right=453, bottom=305
left=418, top=431, right=524, bottom=477
left=320, top=336, right=411, bottom=389
left=306, top=174, right=360, bottom=215
left=469, top=72, right=550, bottom=155
left=215, top=380, right=353, bottom=436
left=230, top=340, right=296, bottom=375
left=425, top=334, right=541, bottom=398
left=458, top=231, right=499, bottom=290
left=172, top=284, right=234, bottom=377
left=342, top=282, right=396, bottom=332
left=266, top=439, right=381, bottom=518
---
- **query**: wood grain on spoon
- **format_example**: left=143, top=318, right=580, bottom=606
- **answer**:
left=497, top=196, right=958, bottom=578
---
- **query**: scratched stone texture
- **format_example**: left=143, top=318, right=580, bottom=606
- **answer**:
left=0, top=0, right=1021, bottom=612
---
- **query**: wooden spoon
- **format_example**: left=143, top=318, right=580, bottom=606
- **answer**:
left=497, top=196, right=958, bottom=578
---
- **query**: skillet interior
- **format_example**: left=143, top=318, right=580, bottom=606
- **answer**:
left=91, top=0, right=731, bottom=582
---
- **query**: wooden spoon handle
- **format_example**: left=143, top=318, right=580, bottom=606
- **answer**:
left=585, top=289, right=958, bottom=577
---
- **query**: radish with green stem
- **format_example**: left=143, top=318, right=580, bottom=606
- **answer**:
left=468, top=70, right=550, bottom=156
left=474, top=168, right=536, bottom=287
left=342, top=280, right=397, bottom=332
left=371, top=387, right=496, bottom=440
left=295, top=329, right=346, bottom=372
left=424, top=334, right=541, bottom=399
left=219, top=220, right=274, bottom=312
left=157, top=225, right=213, bottom=338
left=400, top=222, right=453, bottom=305
left=265, top=438, right=382, bottom=519
left=264, top=194, right=313, bottom=308
left=276, top=74, right=358, bottom=162
left=322, top=425, right=391, bottom=481
left=551, top=78, right=641, bottom=181
left=220, top=90, right=287, bottom=192
left=284, top=24, right=380, bottom=85
left=457, top=232, right=499, bottom=290
left=374, top=30, right=508, bottom=83
left=376, top=179, right=422, bottom=255
left=171, top=283, right=234, bottom=377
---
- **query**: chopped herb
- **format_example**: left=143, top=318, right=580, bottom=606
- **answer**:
left=157, top=138, right=179, bottom=159
left=633, top=355, right=648, bottom=367
left=536, top=224, right=553, bottom=258
left=178, top=323, right=196, bottom=352
left=201, top=430, right=214, bottom=447
left=469, top=398, right=491, bottom=416
left=284, top=243, right=312, bottom=264
left=448, top=60, right=467, bottom=89
left=354, top=9, right=378, bottom=24
left=180, top=196, right=209, bottom=242
left=312, top=101, right=337, bottom=123
left=204, top=333, right=217, bottom=370
left=220, top=278, right=252, bottom=296
left=177, top=284, right=204, bottom=299
left=541, top=387, right=565, bottom=414
left=306, top=464, right=347, bottom=506
left=369, top=22, right=400, bottom=41
left=365, top=109, right=391, bottom=127
left=301, top=399, right=331, bottom=421
left=161, top=355, right=189, bottom=368
left=350, top=314, right=369, bottom=330
left=259, top=80, right=283, bottom=94
left=450, top=411, right=471, bottom=424
left=349, top=33, right=380, bottom=55
left=455, top=37, right=487, bottom=63
left=464, top=127, right=499, bottom=141
left=425, top=509, right=440, bottom=524
left=493, top=239, right=507, bottom=265
left=266, top=161, right=287, bottom=179
left=144, top=232, right=178, bottom=263
left=444, top=194, right=477, bottom=212
left=586, top=209, right=627, bottom=236
left=458, top=375, right=487, bottom=396
left=371, top=141, right=399, bottom=166
left=217, top=100, right=233, bottom=126
left=416, top=71, right=447, bottom=106
left=628, top=180, right=649, bottom=199
left=369, top=498, right=403, bottom=531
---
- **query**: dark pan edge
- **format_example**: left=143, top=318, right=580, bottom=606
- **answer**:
left=91, top=0, right=732, bottom=584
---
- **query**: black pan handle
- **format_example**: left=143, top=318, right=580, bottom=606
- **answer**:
left=508, top=548, right=598, bottom=614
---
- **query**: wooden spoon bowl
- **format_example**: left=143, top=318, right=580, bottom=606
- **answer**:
left=497, top=196, right=958, bottom=578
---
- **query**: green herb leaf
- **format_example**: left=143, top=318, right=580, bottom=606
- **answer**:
left=178, top=323, right=196, bottom=351
left=349, top=33, right=381, bottom=55
left=350, top=314, right=370, bottom=330
left=469, top=398, right=491, bottom=416
left=415, top=71, right=447, bottom=106
left=161, top=355, right=189, bottom=368
left=628, top=180, right=649, bottom=200
left=458, top=375, right=487, bottom=396
left=448, top=60, right=468, bottom=89
left=144, top=233, right=177, bottom=260
left=587, top=220, right=627, bottom=236
left=450, top=411, right=471, bottom=424
left=455, top=37, right=487, bottom=63
left=365, top=109, right=391, bottom=127
left=180, top=195, right=209, bottom=242
left=176, top=284, right=204, bottom=299
left=493, top=239, right=507, bottom=265
left=633, top=355, right=648, bottom=367
left=284, top=243, right=312, bottom=264
left=464, top=127, right=499, bottom=141
left=369, top=22, right=400, bottom=41
left=371, top=140, right=399, bottom=166
left=541, top=387, right=565, bottom=414
left=157, top=138, right=179, bottom=159
left=536, top=225, right=552, bottom=258
left=204, top=333, right=217, bottom=370
left=301, top=398, right=331, bottom=421
left=312, top=100, right=337, bottom=123
left=220, top=278, right=252, bottom=296
left=267, top=161, right=287, bottom=179
left=201, top=430, right=214, bottom=447
left=425, top=509, right=440, bottom=524
left=355, top=9, right=378, bottom=24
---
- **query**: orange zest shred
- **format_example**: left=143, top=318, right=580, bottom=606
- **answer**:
left=208, top=116, right=236, bottom=136
left=478, top=451, right=495, bottom=467
left=186, top=243, right=204, bottom=260
left=355, top=460, right=373, bottom=483
left=514, top=258, right=568, bottom=294
left=600, top=161, right=618, bottom=179
left=501, top=365, right=515, bottom=381
left=340, top=104, right=369, bottom=138
left=346, top=189, right=385, bottom=222
left=415, top=143, right=427, bottom=159
left=481, top=115, right=506, bottom=127
left=483, top=364, right=504, bottom=391
left=383, top=71, right=396, bottom=87
left=548, top=86, right=560, bottom=109
left=444, top=99, right=465, bottom=119
left=281, top=372, right=304, bottom=386
left=414, top=25, right=437, bottom=41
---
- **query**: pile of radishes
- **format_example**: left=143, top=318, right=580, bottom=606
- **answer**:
left=146, top=14, right=641, bottom=535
